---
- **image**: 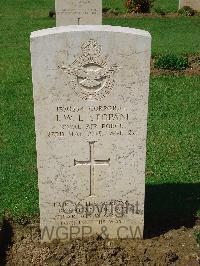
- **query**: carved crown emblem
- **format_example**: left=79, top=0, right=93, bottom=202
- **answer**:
left=61, top=39, right=117, bottom=100
left=82, top=39, right=101, bottom=57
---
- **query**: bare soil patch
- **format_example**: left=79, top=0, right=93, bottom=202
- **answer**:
left=1, top=220, right=199, bottom=266
left=103, top=12, right=199, bottom=19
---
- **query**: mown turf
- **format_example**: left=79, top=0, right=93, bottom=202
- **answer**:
left=153, top=0, right=179, bottom=12
left=147, top=76, right=200, bottom=184
left=0, top=0, right=199, bottom=221
left=1, top=76, right=200, bottom=217
left=104, top=17, right=200, bottom=55
left=1, top=3, right=200, bottom=56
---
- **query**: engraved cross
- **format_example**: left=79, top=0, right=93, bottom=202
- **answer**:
left=74, top=141, right=110, bottom=196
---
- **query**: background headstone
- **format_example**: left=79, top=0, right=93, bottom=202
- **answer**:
left=55, top=0, right=102, bottom=26
left=179, top=0, right=200, bottom=10
left=31, top=25, right=151, bottom=242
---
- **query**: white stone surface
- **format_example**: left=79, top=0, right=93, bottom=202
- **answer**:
left=55, top=0, right=102, bottom=26
left=31, top=25, right=151, bottom=242
left=179, top=0, right=200, bottom=10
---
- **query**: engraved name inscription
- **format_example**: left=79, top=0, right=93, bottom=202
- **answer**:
left=48, top=105, right=135, bottom=138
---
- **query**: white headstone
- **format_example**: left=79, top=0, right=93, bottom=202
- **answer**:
left=179, top=0, right=200, bottom=10
left=55, top=0, right=102, bottom=26
left=31, top=25, right=151, bottom=242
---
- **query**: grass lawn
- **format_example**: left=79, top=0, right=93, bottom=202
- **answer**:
left=104, top=17, right=200, bottom=55
left=2, top=0, right=179, bottom=14
left=0, top=0, right=199, bottom=225
left=1, top=74, right=200, bottom=218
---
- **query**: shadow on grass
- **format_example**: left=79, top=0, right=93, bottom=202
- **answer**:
left=0, top=219, right=13, bottom=266
left=144, top=183, right=200, bottom=238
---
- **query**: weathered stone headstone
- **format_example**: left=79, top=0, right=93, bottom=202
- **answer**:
left=179, top=0, right=200, bottom=10
left=55, top=0, right=102, bottom=26
left=31, top=25, right=151, bottom=242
